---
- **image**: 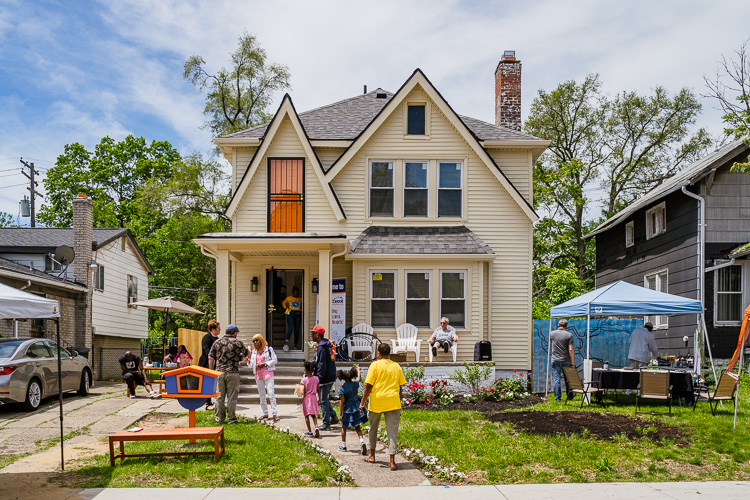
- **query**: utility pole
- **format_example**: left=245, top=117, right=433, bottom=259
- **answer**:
left=20, top=159, right=43, bottom=227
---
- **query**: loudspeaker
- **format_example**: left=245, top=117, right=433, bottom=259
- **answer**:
left=474, top=341, right=492, bottom=361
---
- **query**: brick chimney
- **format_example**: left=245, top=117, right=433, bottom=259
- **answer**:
left=495, top=50, right=522, bottom=131
left=72, top=194, right=93, bottom=351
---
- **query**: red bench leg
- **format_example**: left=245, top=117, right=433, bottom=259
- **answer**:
left=109, top=438, right=115, bottom=466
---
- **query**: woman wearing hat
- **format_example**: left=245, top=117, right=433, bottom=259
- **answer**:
left=249, top=334, right=279, bottom=421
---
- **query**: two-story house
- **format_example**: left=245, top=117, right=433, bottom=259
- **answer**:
left=587, top=139, right=750, bottom=358
left=195, top=53, right=548, bottom=371
left=0, top=195, right=153, bottom=377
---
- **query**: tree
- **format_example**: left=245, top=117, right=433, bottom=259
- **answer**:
left=38, top=135, right=180, bottom=229
left=526, top=75, right=711, bottom=290
left=703, top=39, right=750, bottom=171
left=0, top=212, right=14, bottom=227
left=184, top=32, right=291, bottom=137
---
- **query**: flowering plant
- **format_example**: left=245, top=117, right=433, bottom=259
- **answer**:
left=405, top=381, right=430, bottom=405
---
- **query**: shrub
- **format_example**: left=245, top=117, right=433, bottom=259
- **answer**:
left=449, top=361, right=492, bottom=392
left=405, top=381, right=430, bottom=405
left=404, top=366, right=425, bottom=385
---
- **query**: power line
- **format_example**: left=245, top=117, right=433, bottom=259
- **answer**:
left=0, top=183, right=28, bottom=190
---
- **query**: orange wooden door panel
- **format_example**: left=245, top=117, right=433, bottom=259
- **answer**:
left=269, top=159, right=304, bottom=232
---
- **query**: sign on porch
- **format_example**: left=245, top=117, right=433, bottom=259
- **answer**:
left=315, top=277, right=347, bottom=345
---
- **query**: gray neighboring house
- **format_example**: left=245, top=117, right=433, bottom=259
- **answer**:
left=0, top=196, right=154, bottom=378
left=587, top=139, right=750, bottom=358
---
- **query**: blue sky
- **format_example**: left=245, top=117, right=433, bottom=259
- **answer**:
left=0, top=0, right=747, bottom=224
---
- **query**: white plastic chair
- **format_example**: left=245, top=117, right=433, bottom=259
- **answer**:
left=391, top=323, right=422, bottom=361
left=345, top=323, right=375, bottom=359
left=428, top=339, right=458, bottom=362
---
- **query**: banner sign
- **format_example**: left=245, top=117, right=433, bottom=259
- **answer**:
left=315, top=278, right=347, bottom=345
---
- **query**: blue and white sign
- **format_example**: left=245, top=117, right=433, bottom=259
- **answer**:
left=315, top=278, right=347, bottom=345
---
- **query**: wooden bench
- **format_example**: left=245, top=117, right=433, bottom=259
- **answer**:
left=109, top=427, right=224, bottom=466
left=126, top=379, right=166, bottom=397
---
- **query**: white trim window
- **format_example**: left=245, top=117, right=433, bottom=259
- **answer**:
left=644, top=270, right=668, bottom=328
left=440, top=271, right=465, bottom=328
left=94, top=264, right=105, bottom=291
left=403, top=161, right=428, bottom=217
left=406, top=103, right=426, bottom=136
left=715, top=265, right=743, bottom=325
left=438, top=161, right=462, bottom=217
left=645, top=202, right=666, bottom=239
left=371, top=271, right=396, bottom=328
left=405, top=271, right=431, bottom=327
left=127, top=274, right=138, bottom=305
left=369, top=161, right=394, bottom=217
left=625, top=221, right=634, bottom=248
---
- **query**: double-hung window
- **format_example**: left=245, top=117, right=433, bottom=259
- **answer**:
left=94, top=265, right=104, bottom=291
left=646, top=202, right=666, bottom=239
left=625, top=221, right=634, bottom=248
left=405, top=271, right=431, bottom=327
left=371, top=271, right=396, bottom=327
left=370, top=161, right=394, bottom=217
left=404, top=162, right=428, bottom=216
left=644, top=270, right=668, bottom=328
left=438, top=162, right=462, bottom=217
left=715, top=265, right=743, bottom=325
left=440, top=271, right=465, bottom=328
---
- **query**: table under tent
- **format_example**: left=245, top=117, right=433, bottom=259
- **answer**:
left=546, top=281, right=718, bottom=396
left=0, top=282, right=67, bottom=469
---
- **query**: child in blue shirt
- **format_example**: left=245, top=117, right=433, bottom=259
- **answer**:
left=337, top=366, right=367, bottom=454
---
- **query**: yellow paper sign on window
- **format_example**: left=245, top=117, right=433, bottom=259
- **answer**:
left=372, top=274, right=382, bottom=281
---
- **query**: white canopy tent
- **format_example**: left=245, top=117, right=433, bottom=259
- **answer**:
left=0, top=282, right=67, bottom=469
left=546, top=281, right=717, bottom=396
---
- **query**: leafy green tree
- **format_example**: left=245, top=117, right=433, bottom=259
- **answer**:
left=532, top=265, right=588, bottom=319
left=526, top=74, right=711, bottom=291
left=0, top=211, right=14, bottom=227
left=703, top=39, right=750, bottom=171
left=184, top=31, right=291, bottom=137
left=38, top=135, right=180, bottom=229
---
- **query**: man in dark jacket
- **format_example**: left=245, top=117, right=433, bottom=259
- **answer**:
left=199, top=319, right=221, bottom=410
left=310, top=325, right=339, bottom=430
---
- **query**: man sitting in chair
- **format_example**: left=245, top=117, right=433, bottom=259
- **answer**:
left=429, top=317, right=458, bottom=358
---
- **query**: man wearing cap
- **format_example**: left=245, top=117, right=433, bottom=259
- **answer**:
left=628, top=322, right=659, bottom=369
left=209, top=324, right=250, bottom=424
left=310, top=325, right=339, bottom=430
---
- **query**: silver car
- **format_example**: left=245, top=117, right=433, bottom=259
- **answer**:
left=0, top=338, right=93, bottom=411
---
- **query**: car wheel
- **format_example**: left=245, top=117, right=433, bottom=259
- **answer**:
left=77, top=370, right=91, bottom=396
left=23, top=379, right=42, bottom=411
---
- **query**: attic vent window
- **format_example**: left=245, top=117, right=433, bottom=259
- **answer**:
left=407, top=104, right=426, bottom=135
left=376, top=92, right=387, bottom=99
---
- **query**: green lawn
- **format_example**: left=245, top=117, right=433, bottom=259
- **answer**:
left=64, top=413, right=351, bottom=488
left=398, top=374, right=750, bottom=484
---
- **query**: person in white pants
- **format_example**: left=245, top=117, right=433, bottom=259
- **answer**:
left=249, top=334, right=279, bottom=421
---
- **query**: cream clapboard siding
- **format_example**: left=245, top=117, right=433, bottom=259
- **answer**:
left=233, top=147, right=259, bottom=192
left=486, top=149, right=532, bottom=204
left=317, top=148, right=346, bottom=171
left=91, top=237, right=149, bottom=339
left=228, top=86, right=533, bottom=369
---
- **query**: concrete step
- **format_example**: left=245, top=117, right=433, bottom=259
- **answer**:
left=237, top=395, right=301, bottom=405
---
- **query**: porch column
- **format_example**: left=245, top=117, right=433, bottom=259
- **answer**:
left=318, top=249, right=331, bottom=335
left=216, top=250, right=230, bottom=331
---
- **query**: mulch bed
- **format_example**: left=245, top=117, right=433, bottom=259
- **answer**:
left=488, top=410, right=688, bottom=446
left=403, top=394, right=546, bottom=412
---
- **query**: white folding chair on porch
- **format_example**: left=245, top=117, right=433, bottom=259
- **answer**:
left=428, top=339, right=458, bottom=362
left=345, top=323, right=376, bottom=360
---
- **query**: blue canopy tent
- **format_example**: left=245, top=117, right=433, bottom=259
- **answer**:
left=547, top=281, right=714, bottom=394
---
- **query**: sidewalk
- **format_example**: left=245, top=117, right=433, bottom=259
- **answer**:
left=64, top=481, right=750, bottom=499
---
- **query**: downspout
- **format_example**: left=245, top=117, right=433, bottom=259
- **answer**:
left=682, top=184, right=706, bottom=371
left=20, top=279, right=32, bottom=290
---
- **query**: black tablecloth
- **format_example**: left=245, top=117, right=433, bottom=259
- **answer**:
left=592, top=369, right=694, bottom=404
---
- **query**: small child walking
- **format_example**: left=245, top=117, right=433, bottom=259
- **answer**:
left=301, top=361, right=320, bottom=438
left=337, top=366, right=368, bottom=454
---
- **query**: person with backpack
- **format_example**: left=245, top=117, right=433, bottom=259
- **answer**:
left=249, top=334, right=279, bottom=421
left=310, top=325, right=339, bottom=430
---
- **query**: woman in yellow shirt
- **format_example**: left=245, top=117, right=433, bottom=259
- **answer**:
left=359, top=343, right=406, bottom=471
left=282, top=286, right=302, bottom=351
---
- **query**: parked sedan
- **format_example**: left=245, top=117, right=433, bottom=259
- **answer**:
left=0, top=337, right=93, bottom=411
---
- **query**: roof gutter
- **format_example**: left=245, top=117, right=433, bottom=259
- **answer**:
left=705, top=258, right=735, bottom=273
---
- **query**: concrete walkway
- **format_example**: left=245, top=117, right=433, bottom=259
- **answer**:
left=237, top=402, right=429, bottom=487
left=35, top=482, right=750, bottom=499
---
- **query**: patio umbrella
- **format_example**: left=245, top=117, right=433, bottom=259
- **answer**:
left=130, top=296, right=204, bottom=337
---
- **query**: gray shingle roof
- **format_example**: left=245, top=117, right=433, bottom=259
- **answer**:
left=587, top=139, right=749, bottom=238
left=0, top=256, right=87, bottom=289
left=221, top=89, right=541, bottom=142
left=0, top=228, right=129, bottom=251
left=350, top=226, right=494, bottom=255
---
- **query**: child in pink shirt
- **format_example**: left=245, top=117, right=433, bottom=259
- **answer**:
left=301, top=361, right=320, bottom=438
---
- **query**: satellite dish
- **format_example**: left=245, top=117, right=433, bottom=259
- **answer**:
left=54, top=245, right=75, bottom=265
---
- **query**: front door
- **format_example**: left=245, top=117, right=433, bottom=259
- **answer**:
left=265, top=269, right=304, bottom=351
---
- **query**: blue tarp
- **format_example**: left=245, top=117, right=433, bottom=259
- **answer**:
left=550, top=280, right=703, bottom=318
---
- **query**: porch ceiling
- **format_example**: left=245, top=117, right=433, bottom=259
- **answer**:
left=193, top=232, right=349, bottom=257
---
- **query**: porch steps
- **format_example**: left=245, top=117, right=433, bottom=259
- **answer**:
left=238, top=362, right=306, bottom=405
